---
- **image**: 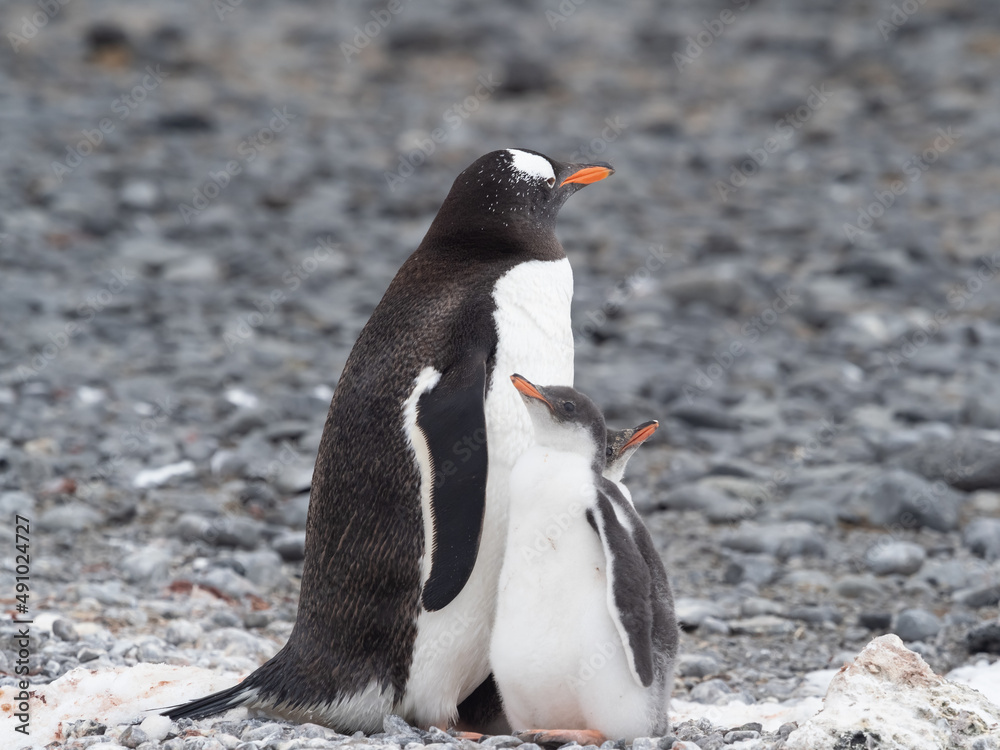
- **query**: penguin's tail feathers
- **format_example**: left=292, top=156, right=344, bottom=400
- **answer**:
left=161, top=682, right=256, bottom=721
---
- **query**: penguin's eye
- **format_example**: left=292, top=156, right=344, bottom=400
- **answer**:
left=545, top=177, right=556, bottom=188
left=606, top=446, right=613, bottom=457
left=563, top=401, right=575, bottom=412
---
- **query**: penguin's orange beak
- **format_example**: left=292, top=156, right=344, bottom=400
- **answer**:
left=622, top=420, right=658, bottom=450
left=560, top=165, right=614, bottom=187
left=511, top=374, right=551, bottom=407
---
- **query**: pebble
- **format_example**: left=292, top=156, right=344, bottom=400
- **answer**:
left=843, top=469, right=963, bottom=532
left=677, top=653, right=721, bottom=679
left=834, top=575, right=886, bottom=600
left=962, top=518, right=1000, bottom=561
left=953, top=583, right=1000, bottom=609
left=965, top=621, right=1000, bottom=654
left=864, top=540, right=927, bottom=576
left=272, top=531, right=307, bottom=561
left=729, top=616, right=796, bottom=636
left=894, top=609, right=943, bottom=642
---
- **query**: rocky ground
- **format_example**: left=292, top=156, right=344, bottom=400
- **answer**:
left=2, top=0, right=1000, bottom=748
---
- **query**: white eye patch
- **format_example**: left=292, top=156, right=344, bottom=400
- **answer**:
left=506, top=149, right=556, bottom=184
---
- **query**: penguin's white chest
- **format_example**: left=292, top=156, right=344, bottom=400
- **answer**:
left=487, top=258, right=576, bottom=463
left=397, top=258, right=575, bottom=727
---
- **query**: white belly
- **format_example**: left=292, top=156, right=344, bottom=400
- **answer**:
left=492, top=448, right=651, bottom=738
left=398, top=258, right=575, bottom=727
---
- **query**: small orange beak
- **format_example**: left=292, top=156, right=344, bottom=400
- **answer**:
left=622, top=420, right=658, bottom=451
left=560, top=165, right=614, bottom=187
left=511, top=374, right=550, bottom=407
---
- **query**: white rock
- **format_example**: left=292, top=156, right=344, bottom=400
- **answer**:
left=785, top=634, right=1000, bottom=750
left=134, top=460, right=196, bottom=488
left=139, top=713, right=173, bottom=741
left=0, top=664, right=245, bottom=746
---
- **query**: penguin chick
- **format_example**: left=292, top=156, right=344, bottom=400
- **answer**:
left=604, top=421, right=658, bottom=503
left=490, top=375, right=678, bottom=741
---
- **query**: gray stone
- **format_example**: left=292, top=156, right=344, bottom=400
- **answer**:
left=38, top=502, right=103, bottom=532
left=176, top=512, right=262, bottom=549
left=788, top=605, right=842, bottom=625
left=740, top=597, right=787, bottom=618
left=120, top=547, right=173, bottom=585
left=231, top=549, right=284, bottom=590
left=965, top=620, right=1000, bottom=654
left=919, top=560, right=971, bottom=592
left=52, top=618, right=78, bottom=642
left=894, top=608, right=942, bottom=642
left=165, top=619, right=202, bottom=646
left=729, top=615, right=796, bottom=636
left=77, top=646, right=105, bottom=662
left=657, top=482, right=733, bottom=512
left=675, top=598, right=727, bottom=628
left=842, top=469, right=963, bottom=532
left=723, top=730, right=760, bottom=743
left=835, top=574, right=887, bottom=599
left=963, top=518, right=1000, bottom=561
left=864, top=539, right=926, bottom=576
left=119, top=724, right=148, bottom=748
left=272, top=531, right=307, bottom=561
left=0, top=490, right=35, bottom=516
left=676, top=653, right=721, bottom=678
left=721, top=522, right=827, bottom=559
left=722, top=554, right=779, bottom=586
left=689, top=678, right=739, bottom=705
left=893, top=432, right=1000, bottom=491
left=953, top=584, right=1000, bottom=609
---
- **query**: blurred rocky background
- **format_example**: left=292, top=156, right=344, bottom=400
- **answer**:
left=2, top=0, right=1000, bottom=747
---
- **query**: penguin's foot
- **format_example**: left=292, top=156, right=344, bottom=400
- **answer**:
left=451, top=731, right=487, bottom=741
left=516, top=729, right=607, bottom=748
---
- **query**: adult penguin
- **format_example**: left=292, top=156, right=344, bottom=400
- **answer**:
left=165, top=148, right=613, bottom=731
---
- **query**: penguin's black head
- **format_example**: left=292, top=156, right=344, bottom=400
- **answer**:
left=511, top=373, right=607, bottom=470
left=605, top=420, right=658, bottom=483
left=427, top=149, right=613, bottom=249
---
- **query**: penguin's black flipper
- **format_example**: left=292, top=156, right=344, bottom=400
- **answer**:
left=417, top=350, right=489, bottom=612
left=588, top=485, right=654, bottom=687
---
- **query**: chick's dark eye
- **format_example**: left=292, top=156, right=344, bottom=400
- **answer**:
left=545, top=177, right=556, bottom=188
left=606, top=446, right=613, bottom=457
left=563, top=401, right=575, bottom=412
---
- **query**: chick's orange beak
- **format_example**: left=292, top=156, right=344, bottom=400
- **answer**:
left=560, top=165, right=614, bottom=187
left=622, top=420, right=658, bottom=450
left=510, top=374, right=550, bottom=407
